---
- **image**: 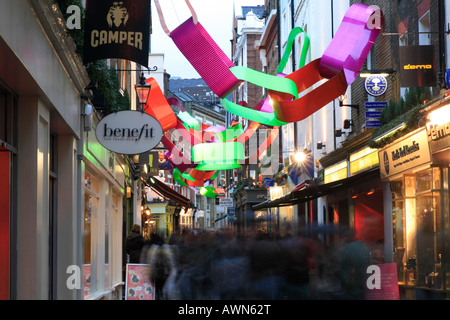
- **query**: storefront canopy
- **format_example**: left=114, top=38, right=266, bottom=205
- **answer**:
left=252, top=168, right=380, bottom=210
left=147, top=177, right=191, bottom=208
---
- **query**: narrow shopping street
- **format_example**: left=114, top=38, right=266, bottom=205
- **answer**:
left=1, top=0, right=450, bottom=307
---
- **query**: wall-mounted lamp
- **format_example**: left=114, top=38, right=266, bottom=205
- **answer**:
left=82, top=103, right=93, bottom=131
left=294, top=149, right=310, bottom=163
left=335, top=129, right=342, bottom=137
left=359, top=69, right=395, bottom=78
left=343, top=119, right=354, bottom=130
left=317, top=142, right=326, bottom=150
left=135, top=72, right=151, bottom=111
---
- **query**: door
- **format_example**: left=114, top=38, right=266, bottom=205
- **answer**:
left=0, top=150, right=10, bottom=299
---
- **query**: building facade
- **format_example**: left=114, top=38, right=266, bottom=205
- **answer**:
left=0, top=0, right=147, bottom=300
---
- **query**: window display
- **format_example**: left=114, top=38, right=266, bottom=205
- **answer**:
left=84, top=172, right=99, bottom=297
left=391, top=167, right=449, bottom=292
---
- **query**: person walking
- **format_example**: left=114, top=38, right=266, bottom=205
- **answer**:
left=126, top=224, right=146, bottom=263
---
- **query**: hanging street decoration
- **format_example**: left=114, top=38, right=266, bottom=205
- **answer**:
left=88, top=0, right=384, bottom=198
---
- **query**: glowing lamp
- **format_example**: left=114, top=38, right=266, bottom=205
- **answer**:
left=135, top=73, right=151, bottom=109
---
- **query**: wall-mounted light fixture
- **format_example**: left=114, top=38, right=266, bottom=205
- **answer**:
left=359, top=69, right=395, bottom=78
left=335, top=129, right=342, bottom=137
left=343, top=119, right=353, bottom=130
left=82, top=103, right=93, bottom=132
left=294, top=149, right=310, bottom=163
left=317, top=142, right=326, bottom=150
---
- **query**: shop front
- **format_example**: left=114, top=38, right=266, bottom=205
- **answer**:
left=144, top=177, right=191, bottom=243
left=254, top=153, right=382, bottom=243
left=83, top=125, right=127, bottom=300
left=323, top=148, right=384, bottom=254
left=267, top=185, right=294, bottom=237
left=378, top=126, right=450, bottom=299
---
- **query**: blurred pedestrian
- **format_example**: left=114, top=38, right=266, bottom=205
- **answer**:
left=148, top=243, right=177, bottom=300
left=247, top=233, right=283, bottom=300
left=125, top=224, right=146, bottom=263
left=279, top=236, right=311, bottom=299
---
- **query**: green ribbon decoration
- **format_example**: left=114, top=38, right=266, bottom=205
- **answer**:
left=220, top=27, right=310, bottom=126
left=173, top=168, right=189, bottom=186
left=215, top=123, right=244, bottom=142
left=178, top=111, right=201, bottom=131
left=277, top=27, right=310, bottom=74
left=200, top=186, right=218, bottom=199
left=192, top=141, right=245, bottom=171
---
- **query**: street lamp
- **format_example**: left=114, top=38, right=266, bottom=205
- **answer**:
left=135, top=72, right=151, bottom=111
left=294, top=150, right=308, bottom=163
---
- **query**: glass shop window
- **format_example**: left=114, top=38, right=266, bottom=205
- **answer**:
left=84, top=172, right=100, bottom=297
left=415, top=168, right=442, bottom=289
left=391, top=178, right=406, bottom=284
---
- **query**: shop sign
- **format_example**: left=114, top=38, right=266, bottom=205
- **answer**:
left=269, top=187, right=284, bottom=201
left=366, top=120, right=381, bottom=128
left=399, top=45, right=436, bottom=88
left=96, top=111, right=163, bottom=155
left=83, top=0, right=151, bottom=66
left=324, top=160, right=348, bottom=184
left=379, top=128, right=431, bottom=179
left=364, top=75, right=388, bottom=97
left=139, top=151, right=159, bottom=176
left=350, top=147, right=379, bottom=176
left=426, top=105, right=450, bottom=154
left=427, top=121, right=450, bottom=142
left=219, top=198, right=234, bottom=207
left=365, top=102, right=387, bottom=109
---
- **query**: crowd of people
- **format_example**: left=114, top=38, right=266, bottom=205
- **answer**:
left=126, top=223, right=382, bottom=300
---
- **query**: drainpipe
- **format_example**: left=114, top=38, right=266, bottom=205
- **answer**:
left=276, top=0, right=283, bottom=166
left=291, top=0, right=298, bottom=151
left=438, top=0, right=447, bottom=84
left=331, top=0, right=337, bottom=151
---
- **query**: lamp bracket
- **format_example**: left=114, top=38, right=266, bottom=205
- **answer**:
left=339, top=100, right=360, bottom=111
left=116, top=66, right=158, bottom=72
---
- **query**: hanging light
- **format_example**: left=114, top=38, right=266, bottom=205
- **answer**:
left=135, top=72, right=151, bottom=110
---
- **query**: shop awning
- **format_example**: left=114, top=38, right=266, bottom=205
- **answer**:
left=252, top=168, right=380, bottom=210
left=147, top=177, right=191, bottom=208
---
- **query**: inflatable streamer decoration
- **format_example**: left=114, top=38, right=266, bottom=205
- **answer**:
left=154, top=0, right=242, bottom=99
left=199, top=186, right=218, bottom=199
left=221, top=27, right=310, bottom=126
left=271, top=4, right=383, bottom=123
left=144, top=77, right=177, bottom=132
left=155, top=2, right=382, bottom=126
left=318, top=3, right=383, bottom=84
left=192, top=141, right=245, bottom=172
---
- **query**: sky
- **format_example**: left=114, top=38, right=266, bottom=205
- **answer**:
left=150, top=0, right=265, bottom=79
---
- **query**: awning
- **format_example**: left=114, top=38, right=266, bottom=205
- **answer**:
left=253, top=168, right=380, bottom=210
left=147, top=177, right=191, bottom=208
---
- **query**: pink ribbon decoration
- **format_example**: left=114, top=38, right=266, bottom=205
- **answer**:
left=170, top=18, right=242, bottom=99
left=319, top=3, right=383, bottom=84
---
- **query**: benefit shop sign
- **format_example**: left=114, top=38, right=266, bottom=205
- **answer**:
left=96, top=111, right=163, bottom=155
